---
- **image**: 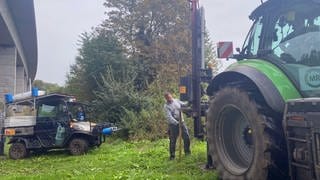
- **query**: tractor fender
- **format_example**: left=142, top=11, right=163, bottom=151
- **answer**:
left=207, top=65, right=285, bottom=113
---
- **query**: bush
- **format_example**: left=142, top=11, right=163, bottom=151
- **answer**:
left=92, top=66, right=170, bottom=140
left=92, top=66, right=151, bottom=123
left=121, top=108, right=168, bottom=140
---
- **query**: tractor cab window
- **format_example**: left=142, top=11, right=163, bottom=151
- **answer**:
left=269, top=6, right=320, bottom=97
left=243, top=16, right=263, bottom=57
left=271, top=11, right=320, bottom=66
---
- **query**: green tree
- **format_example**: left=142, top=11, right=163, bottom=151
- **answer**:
left=33, top=80, right=64, bottom=94
left=65, top=31, right=127, bottom=101
left=93, top=66, right=151, bottom=123
left=64, top=0, right=219, bottom=140
left=204, top=29, right=219, bottom=74
left=103, top=0, right=192, bottom=89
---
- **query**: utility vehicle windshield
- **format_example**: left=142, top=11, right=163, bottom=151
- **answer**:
left=67, top=102, right=88, bottom=121
left=244, top=2, right=320, bottom=96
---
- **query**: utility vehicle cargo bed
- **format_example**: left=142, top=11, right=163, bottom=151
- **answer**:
left=4, top=116, right=36, bottom=127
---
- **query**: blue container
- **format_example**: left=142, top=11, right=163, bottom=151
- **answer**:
left=4, top=94, right=13, bottom=103
left=102, top=128, right=113, bottom=135
left=32, top=87, right=38, bottom=97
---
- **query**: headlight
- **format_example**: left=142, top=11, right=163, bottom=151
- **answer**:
left=71, top=122, right=91, bottom=131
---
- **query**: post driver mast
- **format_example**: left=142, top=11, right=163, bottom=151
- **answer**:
left=180, top=0, right=208, bottom=139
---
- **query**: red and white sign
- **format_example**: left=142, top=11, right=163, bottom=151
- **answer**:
left=217, top=41, right=233, bottom=58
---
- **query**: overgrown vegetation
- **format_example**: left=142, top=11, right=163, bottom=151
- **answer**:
left=92, top=66, right=149, bottom=123
left=34, top=0, right=217, bottom=140
left=0, top=139, right=218, bottom=179
left=33, top=80, right=65, bottom=94
left=5, top=1, right=219, bottom=179
left=63, top=0, right=193, bottom=140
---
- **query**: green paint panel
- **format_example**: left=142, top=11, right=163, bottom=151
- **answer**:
left=228, top=59, right=302, bottom=101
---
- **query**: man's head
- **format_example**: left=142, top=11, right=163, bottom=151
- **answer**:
left=164, top=92, right=173, bottom=103
left=78, top=107, right=83, bottom=112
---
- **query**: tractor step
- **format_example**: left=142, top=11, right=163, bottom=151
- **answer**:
left=287, top=137, right=308, bottom=143
left=284, top=98, right=320, bottom=180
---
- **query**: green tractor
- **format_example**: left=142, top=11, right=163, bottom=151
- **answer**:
left=205, top=0, right=320, bottom=179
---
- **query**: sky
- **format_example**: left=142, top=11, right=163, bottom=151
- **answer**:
left=34, top=0, right=261, bottom=85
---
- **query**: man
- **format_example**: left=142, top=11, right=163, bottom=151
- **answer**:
left=76, top=106, right=85, bottom=121
left=163, top=92, right=190, bottom=160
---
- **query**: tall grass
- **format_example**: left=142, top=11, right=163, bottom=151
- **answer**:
left=0, top=138, right=218, bottom=179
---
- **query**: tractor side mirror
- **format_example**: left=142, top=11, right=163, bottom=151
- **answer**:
left=217, top=41, right=234, bottom=59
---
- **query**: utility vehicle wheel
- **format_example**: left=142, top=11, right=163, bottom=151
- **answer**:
left=9, top=142, right=28, bottom=160
left=207, top=88, right=287, bottom=180
left=69, top=138, right=89, bottom=155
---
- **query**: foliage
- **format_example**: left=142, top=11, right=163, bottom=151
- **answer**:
left=121, top=108, right=167, bottom=141
left=204, top=29, right=219, bottom=74
left=64, top=0, right=219, bottom=141
left=1, top=139, right=218, bottom=179
left=92, top=66, right=151, bottom=125
left=65, top=31, right=127, bottom=101
left=33, top=80, right=65, bottom=94
left=92, top=66, right=169, bottom=140
left=103, top=0, right=192, bottom=88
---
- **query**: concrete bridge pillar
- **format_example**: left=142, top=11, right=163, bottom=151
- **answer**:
left=0, top=46, right=17, bottom=103
left=16, top=65, right=27, bottom=94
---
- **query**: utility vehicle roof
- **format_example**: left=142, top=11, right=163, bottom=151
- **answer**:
left=7, top=93, right=74, bottom=105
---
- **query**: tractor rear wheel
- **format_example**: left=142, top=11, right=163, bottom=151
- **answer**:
left=9, top=142, right=28, bottom=160
left=207, top=88, right=288, bottom=180
left=69, top=138, right=89, bottom=155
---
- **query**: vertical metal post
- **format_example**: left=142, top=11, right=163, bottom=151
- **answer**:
left=191, top=0, right=203, bottom=139
left=178, top=111, right=183, bottom=161
left=0, top=111, right=5, bottom=156
left=200, top=7, right=205, bottom=69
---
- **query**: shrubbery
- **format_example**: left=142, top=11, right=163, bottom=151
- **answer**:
left=121, top=109, right=167, bottom=140
left=91, top=67, right=169, bottom=140
left=63, top=0, right=216, bottom=141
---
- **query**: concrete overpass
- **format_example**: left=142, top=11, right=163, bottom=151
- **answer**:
left=0, top=0, right=37, bottom=104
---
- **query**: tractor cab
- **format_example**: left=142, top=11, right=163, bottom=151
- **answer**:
left=238, top=0, right=320, bottom=97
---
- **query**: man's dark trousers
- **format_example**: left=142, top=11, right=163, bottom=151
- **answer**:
left=168, top=122, right=190, bottom=158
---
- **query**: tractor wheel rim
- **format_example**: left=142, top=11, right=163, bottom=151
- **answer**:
left=217, top=105, right=254, bottom=175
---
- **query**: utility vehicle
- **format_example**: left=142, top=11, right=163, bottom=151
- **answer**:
left=3, top=93, right=112, bottom=159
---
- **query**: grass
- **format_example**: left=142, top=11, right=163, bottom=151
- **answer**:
left=0, top=138, right=218, bottom=180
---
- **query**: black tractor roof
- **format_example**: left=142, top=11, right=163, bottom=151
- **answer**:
left=250, top=0, right=320, bottom=20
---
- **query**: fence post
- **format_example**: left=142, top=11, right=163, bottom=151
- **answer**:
left=0, top=112, right=5, bottom=155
